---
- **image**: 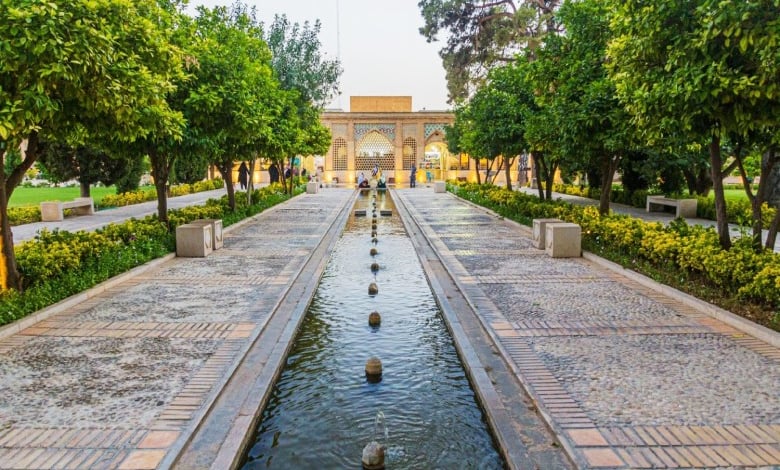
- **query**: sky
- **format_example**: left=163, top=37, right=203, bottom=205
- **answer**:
left=187, top=0, right=452, bottom=111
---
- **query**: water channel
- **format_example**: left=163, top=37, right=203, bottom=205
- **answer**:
left=241, top=190, right=503, bottom=469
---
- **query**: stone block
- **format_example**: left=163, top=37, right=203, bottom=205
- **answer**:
left=176, top=223, right=213, bottom=257
left=434, top=181, right=446, bottom=193
left=532, top=218, right=563, bottom=250
left=306, top=182, right=319, bottom=194
left=379, top=210, right=392, bottom=216
left=545, top=222, right=581, bottom=258
left=191, top=219, right=223, bottom=250
left=40, top=201, right=64, bottom=222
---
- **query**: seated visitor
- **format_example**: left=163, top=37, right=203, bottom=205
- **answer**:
left=377, top=174, right=387, bottom=189
left=358, top=172, right=369, bottom=188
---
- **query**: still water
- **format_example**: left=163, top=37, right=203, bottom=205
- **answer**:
left=242, top=190, right=503, bottom=469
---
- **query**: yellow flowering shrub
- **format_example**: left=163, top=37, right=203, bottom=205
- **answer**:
left=8, top=206, right=41, bottom=225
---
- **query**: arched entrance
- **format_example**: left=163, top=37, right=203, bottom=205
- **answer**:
left=356, top=131, right=395, bottom=179
left=423, top=141, right=451, bottom=182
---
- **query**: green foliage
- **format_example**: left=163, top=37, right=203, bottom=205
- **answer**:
left=449, top=181, right=780, bottom=325
left=0, top=184, right=291, bottom=326
left=7, top=206, right=41, bottom=225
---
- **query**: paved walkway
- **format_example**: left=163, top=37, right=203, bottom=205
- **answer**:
left=0, top=189, right=354, bottom=469
left=395, top=188, right=780, bottom=469
left=0, top=187, right=778, bottom=469
left=11, top=188, right=230, bottom=245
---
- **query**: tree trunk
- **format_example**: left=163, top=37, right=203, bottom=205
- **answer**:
left=218, top=159, right=236, bottom=211
left=765, top=209, right=780, bottom=251
left=598, top=154, right=621, bottom=216
left=533, top=152, right=546, bottom=200
left=247, top=157, right=256, bottom=206
left=149, top=148, right=169, bottom=225
left=544, top=162, right=557, bottom=200
left=0, top=160, right=20, bottom=291
left=80, top=181, right=91, bottom=198
left=475, top=158, right=482, bottom=184
left=1, top=132, right=40, bottom=291
left=504, top=157, right=513, bottom=191
left=708, top=131, right=731, bottom=249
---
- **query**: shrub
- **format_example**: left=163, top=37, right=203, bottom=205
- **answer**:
left=8, top=206, right=41, bottom=225
left=0, top=185, right=290, bottom=326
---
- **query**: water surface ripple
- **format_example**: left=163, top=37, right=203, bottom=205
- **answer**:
left=242, top=191, right=503, bottom=469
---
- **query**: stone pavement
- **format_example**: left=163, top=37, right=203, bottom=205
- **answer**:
left=394, top=188, right=780, bottom=469
left=0, top=189, right=354, bottom=469
left=11, top=188, right=229, bottom=245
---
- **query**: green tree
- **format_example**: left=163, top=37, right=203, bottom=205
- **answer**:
left=462, top=64, right=532, bottom=190
left=607, top=0, right=780, bottom=249
left=0, top=0, right=184, bottom=291
left=36, top=141, right=138, bottom=197
left=418, top=0, right=560, bottom=102
left=188, top=2, right=279, bottom=210
left=263, top=14, right=341, bottom=194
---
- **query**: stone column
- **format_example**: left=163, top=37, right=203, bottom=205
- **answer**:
left=394, top=120, right=403, bottom=181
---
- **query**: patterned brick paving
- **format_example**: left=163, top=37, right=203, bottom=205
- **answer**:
left=0, top=190, right=353, bottom=469
left=397, top=189, right=780, bottom=469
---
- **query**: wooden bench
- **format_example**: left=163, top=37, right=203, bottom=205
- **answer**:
left=40, top=197, right=95, bottom=222
left=646, top=195, right=697, bottom=218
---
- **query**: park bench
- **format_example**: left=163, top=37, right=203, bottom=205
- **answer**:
left=646, top=195, right=697, bottom=218
left=40, top=197, right=95, bottom=222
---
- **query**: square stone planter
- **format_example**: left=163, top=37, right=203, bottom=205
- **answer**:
left=545, top=222, right=581, bottom=258
left=306, top=182, right=319, bottom=194
left=176, top=223, right=213, bottom=257
left=191, top=219, right=223, bottom=250
left=532, top=218, right=563, bottom=250
left=434, top=181, right=446, bottom=193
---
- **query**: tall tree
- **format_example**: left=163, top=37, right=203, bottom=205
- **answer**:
left=36, top=142, right=135, bottom=197
left=263, top=14, right=342, bottom=194
left=0, top=0, right=184, bottom=291
left=607, top=0, right=780, bottom=249
left=418, top=0, right=561, bottom=102
left=188, top=2, right=279, bottom=211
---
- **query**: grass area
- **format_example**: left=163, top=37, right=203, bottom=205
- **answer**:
left=9, top=186, right=121, bottom=208
left=723, top=188, right=749, bottom=202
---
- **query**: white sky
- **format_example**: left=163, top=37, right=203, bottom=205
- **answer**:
left=186, top=0, right=451, bottom=111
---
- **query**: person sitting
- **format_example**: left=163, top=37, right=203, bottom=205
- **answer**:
left=377, top=174, right=387, bottom=189
left=358, top=172, right=369, bottom=188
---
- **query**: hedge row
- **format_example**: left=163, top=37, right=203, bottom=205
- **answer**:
left=6, top=178, right=226, bottom=226
left=450, top=182, right=780, bottom=327
left=0, top=183, right=293, bottom=326
left=551, top=183, right=777, bottom=226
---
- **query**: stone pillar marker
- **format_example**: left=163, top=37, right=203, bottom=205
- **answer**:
left=545, top=222, right=582, bottom=258
left=532, top=218, right=563, bottom=250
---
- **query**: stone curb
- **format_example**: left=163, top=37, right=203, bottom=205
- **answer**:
left=395, top=190, right=573, bottom=470
left=582, top=252, right=780, bottom=348
left=0, top=252, right=176, bottom=341
left=168, top=190, right=357, bottom=469
left=0, top=194, right=294, bottom=342
left=448, top=189, right=779, bottom=346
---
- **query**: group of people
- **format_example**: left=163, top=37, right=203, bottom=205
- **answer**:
left=237, top=161, right=423, bottom=191
left=237, top=161, right=314, bottom=190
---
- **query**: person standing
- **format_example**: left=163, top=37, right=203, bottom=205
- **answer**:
left=410, top=163, right=417, bottom=188
left=238, top=161, right=250, bottom=190
left=268, top=162, right=280, bottom=184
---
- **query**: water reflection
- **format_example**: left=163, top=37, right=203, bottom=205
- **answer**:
left=242, top=190, right=502, bottom=469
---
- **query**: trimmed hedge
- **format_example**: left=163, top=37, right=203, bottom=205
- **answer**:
left=0, top=183, right=294, bottom=326
left=450, top=182, right=780, bottom=330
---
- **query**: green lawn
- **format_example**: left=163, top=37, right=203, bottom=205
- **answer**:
left=723, top=188, right=749, bottom=202
left=8, top=186, right=119, bottom=208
